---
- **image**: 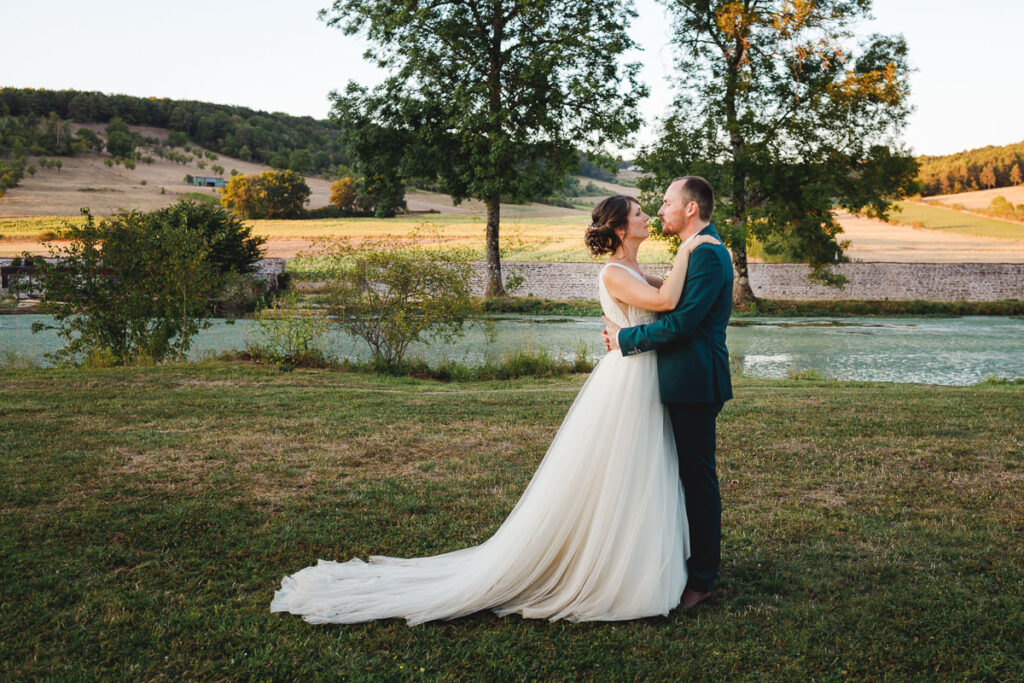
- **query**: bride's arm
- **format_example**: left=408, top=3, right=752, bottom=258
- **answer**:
left=643, top=273, right=664, bottom=287
left=602, top=236, right=720, bottom=312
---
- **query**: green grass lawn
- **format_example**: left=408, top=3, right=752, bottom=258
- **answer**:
left=893, top=201, right=1024, bottom=241
left=2, top=363, right=1022, bottom=679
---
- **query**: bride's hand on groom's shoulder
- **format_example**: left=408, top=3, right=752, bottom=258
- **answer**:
left=686, top=235, right=721, bottom=252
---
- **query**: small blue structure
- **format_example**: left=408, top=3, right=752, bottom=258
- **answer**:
left=191, top=176, right=227, bottom=188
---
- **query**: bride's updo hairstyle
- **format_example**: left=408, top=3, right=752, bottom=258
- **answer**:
left=585, top=194, right=636, bottom=256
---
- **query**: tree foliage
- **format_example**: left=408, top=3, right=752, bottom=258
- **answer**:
left=220, top=170, right=311, bottom=219
left=322, top=0, right=647, bottom=295
left=329, top=176, right=359, bottom=213
left=916, top=140, right=1024, bottom=196
left=147, top=200, right=266, bottom=275
left=316, top=238, right=476, bottom=365
left=0, top=87, right=350, bottom=175
left=104, top=117, right=135, bottom=158
left=638, top=0, right=918, bottom=304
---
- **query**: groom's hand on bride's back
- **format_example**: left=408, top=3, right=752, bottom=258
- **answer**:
left=601, top=316, right=620, bottom=351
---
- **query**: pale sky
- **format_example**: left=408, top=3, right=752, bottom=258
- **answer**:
left=1, top=0, right=1020, bottom=157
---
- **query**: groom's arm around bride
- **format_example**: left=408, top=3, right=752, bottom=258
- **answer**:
left=603, top=176, right=733, bottom=608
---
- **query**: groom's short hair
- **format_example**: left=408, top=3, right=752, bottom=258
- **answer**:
left=673, top=176, right=714, bottom=222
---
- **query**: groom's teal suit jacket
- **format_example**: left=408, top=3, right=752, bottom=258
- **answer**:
left=618, top=224, right=734, bottom=404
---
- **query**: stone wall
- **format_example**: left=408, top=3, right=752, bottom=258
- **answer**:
left=1, top=257, right=288, bottom=294
left=471, top=262, right=1024, bottom=301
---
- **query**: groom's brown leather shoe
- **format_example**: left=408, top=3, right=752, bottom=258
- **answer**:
left=681, top=589, right=713, bottom=610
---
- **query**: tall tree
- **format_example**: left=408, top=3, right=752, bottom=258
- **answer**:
left=321, top=0, right=647, bottom=296
left=1010, top=163, right=1023, bottom=187
left=979, top=164, right=997, bottom=189
left=638, top=0, right=918, bottom=305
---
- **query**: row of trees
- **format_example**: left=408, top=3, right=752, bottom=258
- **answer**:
left=327, top=0, right=918, bottom=303
left=7, top=0, right=921, bottom=305
left=0, top=113, right=156, bottom=194
left=917, top=141, right=1024, bottom=196
left=0, top=88, right=351, bottom=176
left=0, top=113, right=102, bottom=195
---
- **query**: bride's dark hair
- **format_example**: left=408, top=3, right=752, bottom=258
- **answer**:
left=585, top=195, right=636, bottom=256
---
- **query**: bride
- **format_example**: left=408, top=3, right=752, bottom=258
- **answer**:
left=271, top=195, right=719, bottom=625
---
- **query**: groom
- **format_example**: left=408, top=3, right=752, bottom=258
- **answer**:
left=602, top=176, right=733, bottom=610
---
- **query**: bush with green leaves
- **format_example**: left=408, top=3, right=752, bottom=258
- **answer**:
left=316, top=237, right=475, bottom=366
left=28, top=200, right=266, bottom=365
left=245, top=292, right=329, bottom=367
left=29, top=210, right=219, bottom=365
left=147, top=199, right=266, bottom=276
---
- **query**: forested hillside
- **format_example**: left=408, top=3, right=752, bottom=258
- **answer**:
left=0, top=87, right=349, bottom=174
left=917, top=141, right=1024, bottom=196
left=0, top=87, right=620, bottom=203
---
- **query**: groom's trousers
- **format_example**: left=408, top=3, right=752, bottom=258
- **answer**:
left=667, top=401, right=723, bottom=593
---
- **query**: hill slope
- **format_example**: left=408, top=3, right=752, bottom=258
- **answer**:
left=0, top=123, right=334, bottom=217
left=0, top=87, right=347, bottom=173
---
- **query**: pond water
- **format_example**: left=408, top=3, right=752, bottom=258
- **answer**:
left=2, top=313, right=1023, bottom=386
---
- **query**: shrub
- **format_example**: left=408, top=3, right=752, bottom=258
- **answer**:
left=245, top=292, right=329, bottom=367
left=29, top=209, right=220, bottom=365
left=145, top=199, right=266, bottom=276
left=329, top=176, right=358, bottom=213
left=212, top=271, right=270, bottom=317
left=306, top=205, right=345, bottom=219
left=316, top=237, right=475, bottom=366
left=27, top=200, right=265, bottom=365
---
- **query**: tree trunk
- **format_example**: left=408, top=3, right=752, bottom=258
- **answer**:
left=484, top=194, right=506, bottom=297
left=723, top=34, right=758, bottom=309
left=731, top=247, right=755, bottom=309
left=727, top=163, right=758, bottom=308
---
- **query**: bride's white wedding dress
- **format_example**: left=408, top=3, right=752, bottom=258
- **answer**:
left=271, top=263, right=689, bottom=624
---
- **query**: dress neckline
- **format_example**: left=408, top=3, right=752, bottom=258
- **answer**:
left=603, top=261, right=647, bottom=283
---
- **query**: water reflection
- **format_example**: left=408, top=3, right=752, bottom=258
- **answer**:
left=3, top=313, right=1023, bottom=386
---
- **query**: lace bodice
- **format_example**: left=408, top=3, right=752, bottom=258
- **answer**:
left=598, top=263, right=659, bottom=328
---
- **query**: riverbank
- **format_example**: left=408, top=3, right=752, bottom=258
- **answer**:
left=1, top=364, right=1021, bottom=679
left=477, top=296, right=1024, bottom=317
left=4, top=294, right=1024, bottom=318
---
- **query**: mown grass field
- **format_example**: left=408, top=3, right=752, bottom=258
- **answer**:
left=893, top=201, right=1024, bottom=241
left=2, top=363, right=1021, bottom=679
